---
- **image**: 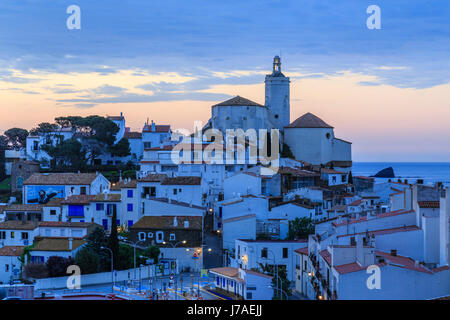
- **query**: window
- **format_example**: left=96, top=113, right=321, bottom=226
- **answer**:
left=144, top=142, right=151, bottom=149
left=10, top=232, right=14, bottom=239
left=0, top=231, right=6, bottom=239
left=21, top=232, right=28, bottom=240
left=170, top=233, right=175, bottom=241
left=173, top=188, right=177, bottom=195
left=80, top=187, right=87, bottom=195
left=50, top=209, right=56, bottom=215
left=5, top=264, right=9, bottom=272
left=96, top=203, right=104, bottom=211
left=127, top=190, right=133, bottom=198
left=148, top=232, right=153, bottom=238
left=127, top=204, right=133, bottom=212
left=184, top=221, right=189, bottom=228
left=261, top=247, right=268, bottom=259
left=304, top=260, right=307, bottom=271
left=138, top=232, right=146, bottom=241
left=128, top=220, right=133, bottom=227
left=156, top=231, right=164, bottom=243
left=283, top=248, right=288, bottom=259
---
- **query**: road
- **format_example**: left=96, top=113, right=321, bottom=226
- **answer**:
left=35, top=273, right=223, bottom=300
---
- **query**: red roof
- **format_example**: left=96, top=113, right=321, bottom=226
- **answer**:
left=376, top=250, right=433, bottom=274
left=418, top=201, right=440, bottom=209
left=294, top=247, right=308, bottom=255
left=337, top=225, right=420, bottom=238
left=332, top=209, right=414, bottom=227
left=348, top=199, right=364, bottom=206
left=320, top=249, right=332, bottom=266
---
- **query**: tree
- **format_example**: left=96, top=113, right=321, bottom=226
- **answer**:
left=280, top=143, right=295, bottom=159
left=41, top=138, right=86, bottom=170
left=143, top=245, right=161, bottom=264
left=5, top=128, right=28, bottom=150
left=46, top=256, right=74, bottom=277
left=75, top=247, right=101, bottom=274
left=109, top=138, right=131, bottom=158
left=29, top=122, right=59, bottom=137
left=287, top=217, right=315, bottom=240
left=84, top=227, right=110, bottom=272
left=0, top=139, right=6, bottom=182
left=107, top=208, right=119, bottom=270
left=348, top=171, right=353, bottom=184
left=23, top=263, right=48, bottom=279
left=272, top=268, right=291, bottom=300
left=55, top=115, right=119, bottom=165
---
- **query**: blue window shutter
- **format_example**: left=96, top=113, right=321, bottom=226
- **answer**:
left=127, top=203, right=133, bottom=212
left=69, top=205, right=84, bottom=217
left=127, top=190, right=133, bottom=198
left=128, top=220, right=133, bottom=227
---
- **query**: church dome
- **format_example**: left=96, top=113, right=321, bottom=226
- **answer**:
left=285, top=112, right=334, bottom=128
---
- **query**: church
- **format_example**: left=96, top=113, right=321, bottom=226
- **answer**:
left=204, top=56, right=352, bottom=169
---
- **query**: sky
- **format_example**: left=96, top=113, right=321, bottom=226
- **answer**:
left=0, top=0, right=449, bottom=161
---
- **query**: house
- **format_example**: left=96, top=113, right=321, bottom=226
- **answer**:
left=29, top=237, right=86, bottom=264
left=1, top=204, right=43, bottom=222
left=129, top=215, right=203, bottom=271
left=10, top=160, right=40, bottom=193
left=320, top=168, right=348, bottom=187
left=23, top=172, right=110, bottom=204
left=209, top=267, right=273, bottom=300
left=0, top=220, right=37, bottom=247
left=0, top=246, right=25, bottom=284
left=234, top=239, right=308, bottom=282
left=37, top=221, right=101, bottom=239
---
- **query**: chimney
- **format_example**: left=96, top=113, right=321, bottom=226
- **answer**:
left=390, top=249, right=397, bottom=256
left=69, top=238, right=73, bottom=250
left=173, top=216, right=178, bottom=227
left=151, top=120, right=156, bottom=132
left=356, top=234, right=364, bottom=265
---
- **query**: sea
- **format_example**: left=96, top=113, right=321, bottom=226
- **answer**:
left=352, top=162, right=450, bottom=187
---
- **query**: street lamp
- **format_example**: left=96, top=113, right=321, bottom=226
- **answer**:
left=122, top=239, right=146, bottom=280
left=162, top=240, right=187, bottom=248
left=100, top=246, right=114, bottom=293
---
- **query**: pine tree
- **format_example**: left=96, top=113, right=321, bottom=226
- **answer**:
left=107, top=205, right=120, bottom=270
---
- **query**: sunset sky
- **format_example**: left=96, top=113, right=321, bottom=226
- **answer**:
left=0, top=0, right=449, bottom=161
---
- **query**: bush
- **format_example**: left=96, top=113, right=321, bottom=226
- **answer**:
left=46, top=256, right=74, bottom=278
left=24, top=263, right=48, bottom=279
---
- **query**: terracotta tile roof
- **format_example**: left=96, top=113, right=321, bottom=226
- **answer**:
left=294, top=247, right=308, bottom=255
left=321, top=168, right=347, bottom=175
left=61, top=195, right=96, bottom=205
left=376, top=250, right=433, bottom=274
left=332, top=209, right=414, bottom=227
left=348, top=199, right=364, bottom=206
left=107, top=115, right=124, bottom=121
left=161, top=176, right=201, bottom=186
left=337, top=225, right=420, bottom=239
left=285, top=112, right=333, bottom=129
left=130, top=216, right=202, bottom=230
left=320, top=249, right=332, bottom=266
left=92, top=193, right=121, bottom=202
left=212, top=96, right=265, bottom=108
left=24, top=173, right=99, bottom=185
left=110, top=180, right=137, bottom=190
left=149, top=198, right=205, bottom=210
left=278, top=167, right=319, bottom=177
left=38, top=221, right=101, bottom=228
left=123, top=132, right=142, bottom=139
left=329, top=205, right=347, bottom=212
left=2, top=204, right=43, bottom=212
left=0, top=221, right=37, bottom=230
left=140, top=160, right=160, bottom=164
left=418, top=201, right=440, bottom=209
left=143, top=125, right=171, bottom=133
left=223, top=214, right=256, bottom=224
left=354, top=176, right=375, bottom=181
left=44, top=198, right=64, bottom=207
left=31, top=237, right=86, bottom=252
left=209, top=267, right=244, bottom=283
left=138, top=173, right=168, bottom=182
left=0, top=246, right=25, bottom=256
left=245, top=269, right=273, bottom=279
left=334, top=262, right=369, bottom=275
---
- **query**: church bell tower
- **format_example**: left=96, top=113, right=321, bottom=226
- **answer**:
left=265, top=56, right=290, bottom=132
